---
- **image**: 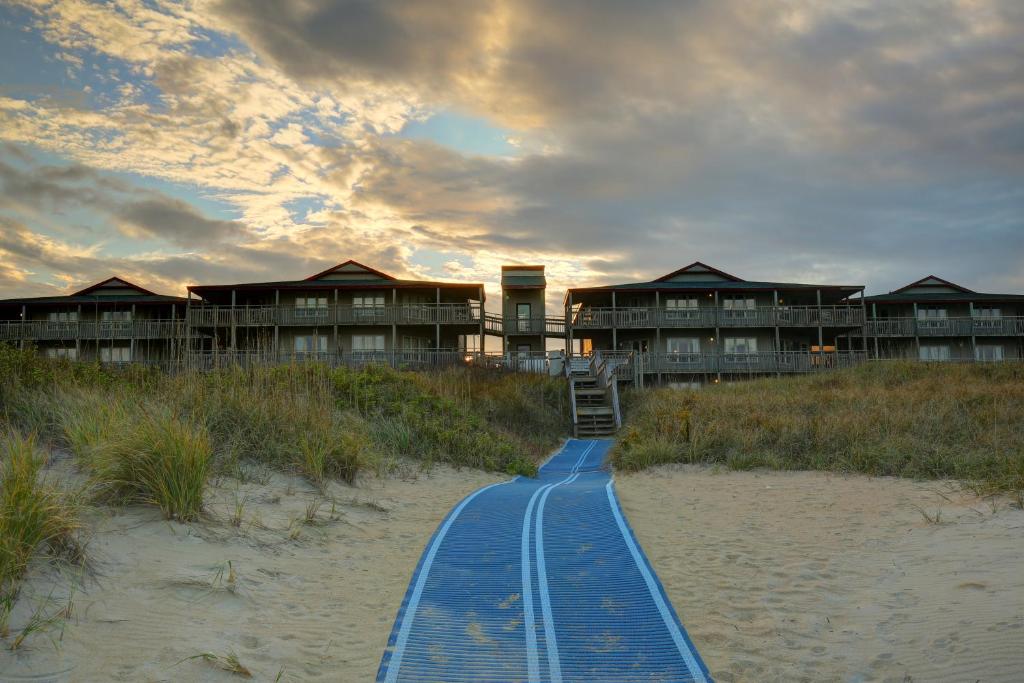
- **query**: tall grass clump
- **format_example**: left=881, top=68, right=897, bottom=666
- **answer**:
left=0, top=432, right=82, bottom=630
left=611, top=362, right=1024, bottom=497
left=61, top=398, right=211, bottom=522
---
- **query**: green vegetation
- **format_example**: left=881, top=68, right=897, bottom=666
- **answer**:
left=612, top=362, right=1024, bottom=497
left=0, top=431, right=82, bottom=633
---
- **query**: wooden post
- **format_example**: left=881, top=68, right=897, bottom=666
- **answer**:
left=713, top=290, right=721, bottom=382
left=130, top=303, right=136, bottom=363
left=611, top=290, right=617, bottom=351
left=478, top=286, right=485, bottom=357
left=435, top=287, right=441, bottom=350
left=912, top=302, right=920, bottom=358
left=860, top=291, right=867, bottom=358
left=968, top=301, right=976, bottom=361
left=773, top=289, right=781, bottom=377
left=816, top=288, right=823, bottom=349
left=655, top=290, right=662, bottom=385
left=392, top=288, right=398, bottom=354
left=230, top=289, right=237, bottom=353
left=566, top=291, right=573, bottom=356
left=19, top=305, right=25, bottom=350
left=333, top=288, right=339, bottom=362
left=274, top=289, right=280, bottom=361
left=872, top=302, right=879, bottom=359
left=76, top=304, right=82, bottom=360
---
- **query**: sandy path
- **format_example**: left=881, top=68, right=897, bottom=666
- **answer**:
left=0, top=465, right=505, bottom=682
left=616, top=466, right=1024, bottom=683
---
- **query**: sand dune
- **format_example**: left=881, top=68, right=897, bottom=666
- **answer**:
left=616, top=466, right=1024, bottom=683
left=0, top=466, right=504, bottom=682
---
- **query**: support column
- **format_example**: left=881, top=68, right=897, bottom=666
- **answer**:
left=478, top=286, right=485, bottom=357
left=332, top=288, right=339, bottom=363
left=816, top=288, right=823, bottom=349
left=713, top=290, right=721, bottom=382
left=968, top=301, right=976, bottom=361
left=913, top=302, right=920, bottom=359
left=274, top=289, right=280, bottom=361
left=566, top=291, right=573, bottom=357
left=230, top=289, right=237, bottom=353
left=773, top=289, right=781, bottom=377
left=130, top=303, right=136, bottom=364
left=872, top=302, right=879, bottom=359
left=655, top=290, right=662, bottom=385
left=611, top=290, right=617, bottom=351
left=860, top=292, right=868, bottom=358
left=392, top=288, right=399, bottom=355
left=435, top=287, right=441, bottom=351
left=76, top=304, right=82, bottom=360
left=19, top=305, right=25, bottom=350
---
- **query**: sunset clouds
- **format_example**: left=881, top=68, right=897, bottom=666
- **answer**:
left=0, top=0, right=1021, bottom=303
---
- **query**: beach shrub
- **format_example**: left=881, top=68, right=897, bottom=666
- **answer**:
left=0, top=431, right=82, bottom=630
left=611, top=362, right=1024, bottom=497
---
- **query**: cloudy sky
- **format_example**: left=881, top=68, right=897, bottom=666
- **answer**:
left=1, top=0, right=1022, bottom=306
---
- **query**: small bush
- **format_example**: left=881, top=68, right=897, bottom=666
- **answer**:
left=0, top=432, right=82, bottom=630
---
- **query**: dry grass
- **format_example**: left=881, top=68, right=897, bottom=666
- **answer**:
left=0, top=432, right=82, bottom=633
left=613, top=362, right=1024, bottom=496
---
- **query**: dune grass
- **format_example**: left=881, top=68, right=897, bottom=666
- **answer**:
left=0, top=431, right=82, bottom=632
left=612, top=362, right=1024, bottom=497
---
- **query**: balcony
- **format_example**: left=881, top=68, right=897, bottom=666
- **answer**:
left=627, top=350, right=869, bottom=375
left=866, top=317, right=1024, bottom=337
left=0, top=320, right=184, bottom=341
left=186, top=303, right=483, bottom=327
left=570, top=305, right=864, bottom=330
left=484, top=315, right=567, bottom=337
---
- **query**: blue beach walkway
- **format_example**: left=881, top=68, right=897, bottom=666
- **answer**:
left=377, top=439, right=712, bottom=683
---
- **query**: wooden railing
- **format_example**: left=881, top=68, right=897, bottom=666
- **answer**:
left=592, top=350, right=869, bottom=376
left=571, top=305, right=865, bottom=329
left=483, top=314, right=567, bottom=337
left=0, top=320, right=184, bottom=341
left=867, top=317, right=1024, bottom=337
left=186, top=303, right=483, bottom=327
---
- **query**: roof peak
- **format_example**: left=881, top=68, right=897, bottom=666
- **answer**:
left=653, top=261, right=743, bottom=283
left=72, top=276, right=156, bottom=297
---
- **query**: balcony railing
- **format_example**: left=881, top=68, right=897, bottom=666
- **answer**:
left=0, top=320, right=184, bottom=341
left=484, top=315, right=566, bottom=337
left=625, top=350, right=869, bottom=375
left=186, top=303, right=483, bottom=327
left=181, top=350, right=555, bottom=374
left=571, top=305, right=864, bottom=329
left=866, top=317, right=1024, bottom=337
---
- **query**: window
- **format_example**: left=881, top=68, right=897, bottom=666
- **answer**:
left=295, top=295, right=328, bottom=319
left=723, top=295, right=756, bottom=319
left=294, top=335, right=328, bottom=354
left=101, top=310, right=132, bottom=321
left=975, top=345, right=1004, bottom=362
left=665, top=298, right=699, bottom=320
left=919, top=344, right=950, bottom=361
left=974, top=307, right=1002, bottom=318
left=516, top=303, right=531, bottom=319
left=724, top=337, right=758, bottom=354
left=401, top=336, right=430, bottom=350
left=666, top=337, right=700, bottom=353
left=100, top=346, right=131, bottom=363
left=353, top=293, right=385, bottom=307
left=45, top=347, right=78, bottom=360
left=352, top=335, right=386, bottom=352
left=973, top=307, right=1003, bottom=331
left=47, top=311, right=78, bottom=322
left=917, top=307, right=948, bottom=330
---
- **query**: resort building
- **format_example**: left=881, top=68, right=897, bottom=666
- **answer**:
left=864, top=276, right=1024, bottom=362
left=2, top=260, right=1022, bottom=378
left=0, top=277, right=186, bottom=364
left=184, top=260, right=486, bottom=368
left=564, top=262, right=868, bottom=381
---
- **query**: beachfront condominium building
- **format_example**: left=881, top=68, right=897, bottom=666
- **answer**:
left=564, top=262, right=868, bottom=381
left=864, top=276, right=1024, bottom=362
left=184, top=260, right=487, bottom=367
left=0, top=277, right=186, bottom=364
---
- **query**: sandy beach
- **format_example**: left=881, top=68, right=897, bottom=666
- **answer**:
left=0, top=465, right=504, bottom=682
left=617, top=466, right=1024, bottom=683
left=3, top=461, right=1022, bottom=682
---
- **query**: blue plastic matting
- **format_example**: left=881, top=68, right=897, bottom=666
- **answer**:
left=377, top=439, right=712, bottom=682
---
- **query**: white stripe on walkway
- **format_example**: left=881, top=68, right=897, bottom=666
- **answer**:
left=383, top=480, right=510, bottom=683
left=605, top=480, right=708, bottom=683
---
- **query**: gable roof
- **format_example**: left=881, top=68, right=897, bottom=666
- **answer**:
left=73, top=276, right=157, bottom=297
left=891, top=275, right=974, bottom=295
left=653, top=261, right=743, bottom=283
left=305, top=260, right=396, bottom=282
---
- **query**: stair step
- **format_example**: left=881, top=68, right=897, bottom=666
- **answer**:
left=574, top=388, right=605, bottom=396
left=576, top=406, right=613, bottom=416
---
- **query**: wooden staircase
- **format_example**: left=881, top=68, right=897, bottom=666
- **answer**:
left=567, top=354, right=621, bottom=438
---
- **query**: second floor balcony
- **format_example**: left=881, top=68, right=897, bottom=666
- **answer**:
left=186, top=302, right=483, bottom=328
left=867, top=316, right=1024, bottom=337
left=0, top=319, right=184, bottom=341
left=571, top=305, right=865, bottom=330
